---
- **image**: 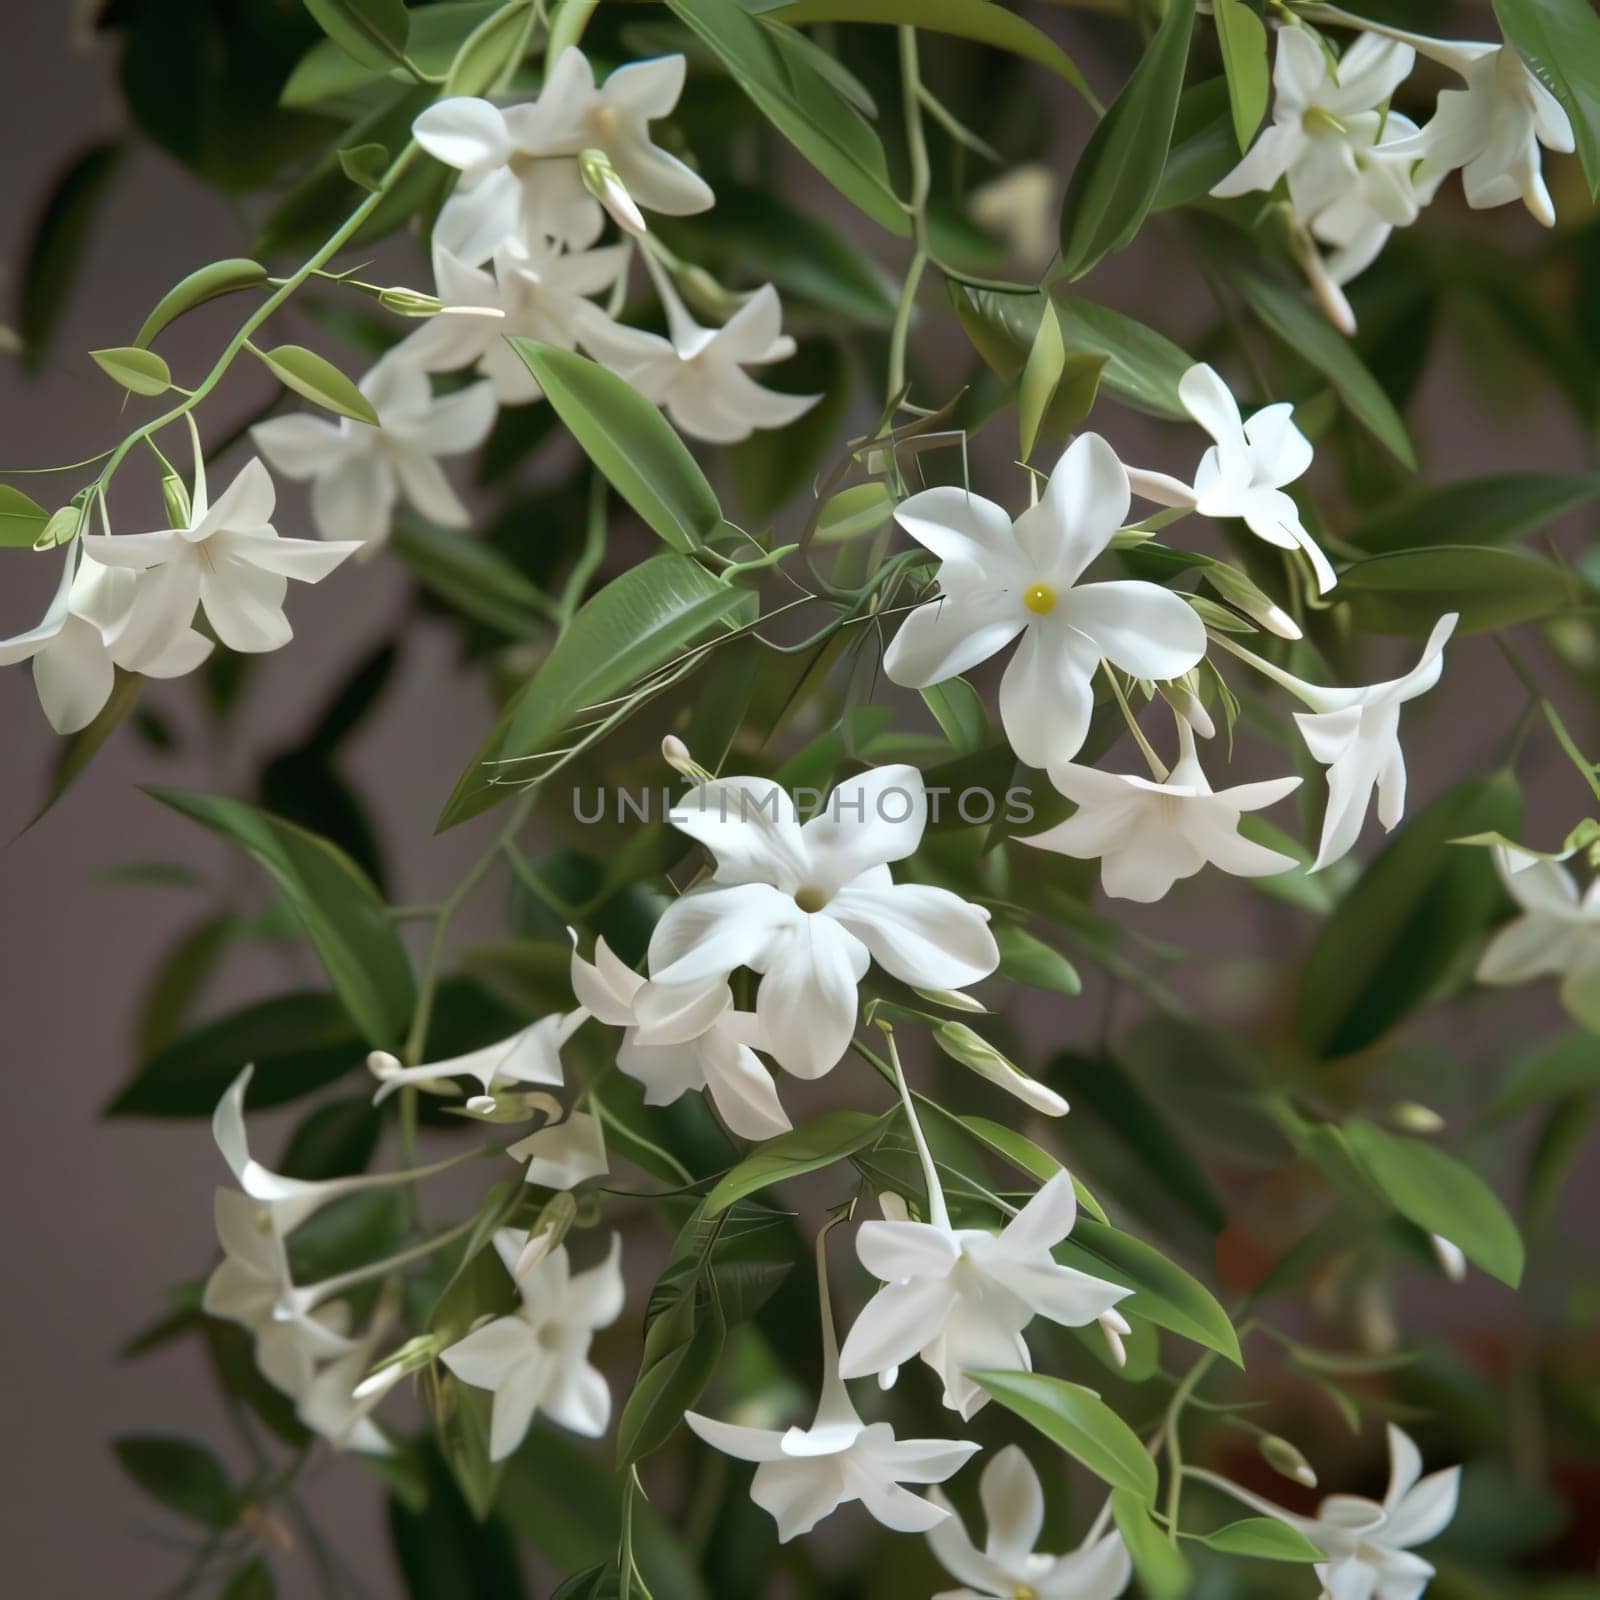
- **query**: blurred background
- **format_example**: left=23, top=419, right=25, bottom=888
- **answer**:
left=3, top=1, right=1599, bottom=1594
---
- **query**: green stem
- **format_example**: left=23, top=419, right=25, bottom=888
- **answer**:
left=886, top=25, right=932, bottom=408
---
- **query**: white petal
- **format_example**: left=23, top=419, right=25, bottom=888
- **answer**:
left=413, top=98, right=512, bottom=179
left=801, top=765, right=928, bottom=892
left=222, top=529, right=362, bottom=583
left=882, top=570, right=1027, bottom=689
left=668, top=776, right=807, bottom=888
left=1063, top=580, right=1206, bottom=681
left=837, top=1277, right=960, bottom=1379
left=997, top=623, right=1099, bottom=767
left=755, top=916, right=870, bottom=1077
left=1012, top=433, right=1130, bottom=586
left=826, top=882, right=999, bottom=991
left=251, top=413, right=354, bottom=479
left=509, top=1111, right=608, bottom=1189
left=750, top=1456, right=848, bottom=1541
left=648, top=883, right=800, bottom=986
left=855, top=1219, right=961, bottom=1282
left=1179, top=364, right=1244, bottom=447
left=32, top=617, right=114, bottom=734
left=893, top=486, right=1019, bottom=570
left=979, top=1444, right=1045, bottom=1571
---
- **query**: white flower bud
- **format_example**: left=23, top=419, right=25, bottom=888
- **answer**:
left=1260, top=1432, right=1318, bottom=1489
left=579, top=147, right=647, bottom=236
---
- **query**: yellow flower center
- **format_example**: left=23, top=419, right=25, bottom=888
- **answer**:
left=794, top=885, right=830, bottom=913
left=1023, top=583, right=1057, bottom=615
left=1012, top=1587, right=1039, bottom=1600
left=1302, top=106, right=1349, bottom=136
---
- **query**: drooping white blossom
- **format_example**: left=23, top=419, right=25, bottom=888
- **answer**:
left=1219, top=614, right=1458, bottom=869
left=686, top=1231, right=979, bottom=1541
left=414, top=48, right=711, bottom=262
left=252, top=354, right=496, bottom=547
left=838, top=1169, right=1130, bottom=1421
left=0, top=546, right=212, bottom=733
left=925, top=1446, right=1132, bottom=1600
left=647, top=764, right=999, bottom=1078
left=367, top=1013, right=580, bottom=1111
left=506, top=1109, right=610, bottom=1188
left=201, top=1188, right=355, bottom=1397
left=82, top=456, right=360, bottom=666
left=399, top=239, right=632, bottom=403
left=1127, top=363, right=1336, bottom=594
left=1197, top=1423, right=1460, bottom=1600
left=882, top=434, right=1207, bottom=768
left=1021, top=722, right=1302, bottom=903
left=296, top=1291, right=401, bottom=1456
left=440, top=1229, right=624, bottom=1460
left=571, top=934, right=790, bottom=1139
left=1476, top=844, right=1600, bottom=1032
left=576, top=256, right=818, bottom=444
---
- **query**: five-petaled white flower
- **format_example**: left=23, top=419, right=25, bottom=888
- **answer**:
left=1022, top=724, right=1302, bottom=903
left=686, top=1232, right=979, bottom=1541
left=367, top=1013, right=579, bottom=1111
left=1128, top=363, right=1335, bottom=594
left=1374, top=33, right=1575, bottom=226
left=399, top=239, right=632, bottom=404
left=0, top=547, right=212, bottom=733
left=1476, top=844, right=1600, bottom=1033
left=1199, top=1423, right=1460, bottom=1600
left=571, top=933, right=791, bottom=1139
left=440, top=1228, right=624, bottom=1460
left=415, top=48, right=711, bottom=262
left=838, top=1171, right=1129, bottom=1420
left=82, top=456, right=360, bottom=666
left=883, top=434, right=1207, bottom=768
left=648, top=764, right=999, bottom=1078
left=252, top=355, right=495, bottom=547
left=926, top=1446, right=1132, bottom=1600
left=577, top=255, right=818, bottom=443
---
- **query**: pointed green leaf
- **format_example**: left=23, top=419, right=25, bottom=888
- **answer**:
left=1112, top=1490, right=1192, bottom=1598
left=706, top=1110, right=893, bottom=1215
left=1494, top=0, right=1600, bottom=195
left=1199, top=1517, right=1324, bottom=1561
left=1338, top=545, right=1584, bottom=636
left=113, top=1436, right=237, bottom=1528
left=304, top=0, right=411, bottom=73
left=255, top=343, right=378, bottom=424
left=135, top=258, right=269, bottom=348
left=0, top=486, right=51, bottom=548
left=90, top=345, right=172, bottom=396
left=1214, top=0, right=1270, bottom=150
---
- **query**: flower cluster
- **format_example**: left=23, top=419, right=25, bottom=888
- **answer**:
left=1214, top=11, right=1574, bottom=332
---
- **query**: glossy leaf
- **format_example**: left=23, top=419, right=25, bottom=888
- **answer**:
left=1214, top=0, right=1270, bottom=150
left=705, top=1110, right=892, bottom=1214
left=113, top=1436, right=236, bottom=1528
left=1494, top=0, right=1600, bottom=195
left=0, top=486, right=50, bottom=548
left=1059, top=0, right=1196, bottom=278
left=90, top=345, right=172, bottom=396
left=135, top=258, right=269, bottom=348
left=1338, top=545, right=1584, bottom=636
left=995, top=923, right=1082, bottom=997
left=255, top=343, right=379, bottom=424
left=303, top=0, right=410, bottom=73
left=1342, top=471, right=1600, bottom=555
left=148, top=790, right=415, bottom=1046
left=509, top=341, right=721, bottom=553
left=1112, top=1490, right=1191, bottom=1599
left=1296, top=773, right=1520, bottom=1058
left=974, top=1372, right=1158, bottom=1500
left=446, top=0, right=538, bottom=97
left=1199, top=1517, right=1325, bottom=1561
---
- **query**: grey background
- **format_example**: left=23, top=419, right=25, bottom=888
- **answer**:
left=2, top=4, right=1595, bottom=1595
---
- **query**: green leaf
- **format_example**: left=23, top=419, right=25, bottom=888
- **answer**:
left=283, top=3, right=498, bottom=108
left=103, top=992, right=361, bottom=1117
left=338, top=141, right=391, bottom=191
left=956, top=1114, right=1109, bottom=1223
left=1155, top=77, right=1237, bottom=209
left=1214, top=0, right=1270, bottom=150
left=0, top=486, right=51, bottom=548
left=617, top=1296, right=725, bottom=1465
left=1059, top=0, right=1196, bottom=278
left=1223, top=250, right=1415, bottom=468
left=1492, top=1033, right=1600, bottom=1121
left=705, top=1110, right=892, bottom=1214
left=1296, top=773, right=1521, bottom=1059
left=1343, top=471, right=1600, bottom=555
left=1338, top=545, right=1583, bottom=636
left=135, top=258, right=269, bottom=349
left=438, top=553, right=747, bottom=827
left=1344, top=1119, right=1525, bottom=1287
left=18, top=141, right=123, bottom=371
left=390, top=521, right=547, bottom=638
left=1060, top=1218, right=1242, bottom=1364
left=387, top=1444, right=526, bottom=1595
left=509, top=341, right=721, bottom=552
left=920, top=677, right=986, bottom=754
left=148, top=791, right=415, bottom=1046
left=1199, top=1517, right=1324, bottom=1561
left=90, top=345, right=172, bottom=396
left=255, top=343, right=378, bottom=424
left=973, top=1372, right=1158, bottom=1500
left=446, top=0, right=538, bottom=97
left=995, top=923, right=1081, bottom=997
left=304, top=0, right=411, bottom=73
left=663, top=0, right=907, bottom=234
left=220, top=1559, right=276, bottom=1600
left=770, top=0, right=1090, bottom=99
left=1494, top=0, right=1600, bottom=195
left=112, top=1435, right=236, bottom=1528
left=1112, top=1490, right=1192, bottom=1599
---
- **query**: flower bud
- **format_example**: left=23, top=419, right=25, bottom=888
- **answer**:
left=160, top=472, right=191, bottom=529
left=1429, top=1232, right=1467, bottom=1284
left=1099, top=1309, right=1131, bottom=1368
left=933, top=1021, right=1068, bottom=1117
left=661, top=735, right=713, bottom=784
left=911, top=985, right=988, bottom=1014
left=1389, top=1101, right=1445, bottom=1134
left=378, top=285, right=445, bottom=318
left=353, top=1333, right=440, bottom=1400
left=1260, top=1432, right=1318, bottom=1489
left=579, top=148, right=647, bottom=236
left=33, top=504, right=81, bottom=551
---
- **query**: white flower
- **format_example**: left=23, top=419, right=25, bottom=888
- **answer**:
left=252, top=355, right=495, bottom=547
left=647, top=764, right=999, bottom=1078
left=837, top=1171, right=1130, bottom=1420
left=506, top=1109, right=610, bottom=1188
left=367, top=1013, right=579, bottom=1111
left=81, top=457, right=360, bottom=666
left=297, top=1292, right=401, bottom=1456
left=1127, top=364, right=1335, bottom=594
left=926, top=1446, right=1132, bottom=1600
left=439, top=1231, right=624, bottom=1460
left=1199, top=1424, right=1460, bottom=1600
left=1021, top=728, right=1301, bottom=904
left=399, top=239, right=631, bottom=403
left=0, top=546, right=211, bottom=733
left=1363, top=34, right=1574, bottom=225
left=882, top=434, right=1207, bottom=767
left=414, top=48, right=711, bottom=262
left=1476, top=845, right=1600, bottom=1032
left=686, top=1232, right=979, bottom=1541
left=576, top=256, right=818, bottom=444
left=201, top=1188, right=354, bottom=1396
left=1214, top=30, right=1422, bottom=241
left=570, top=933, right=791, bottom=1139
